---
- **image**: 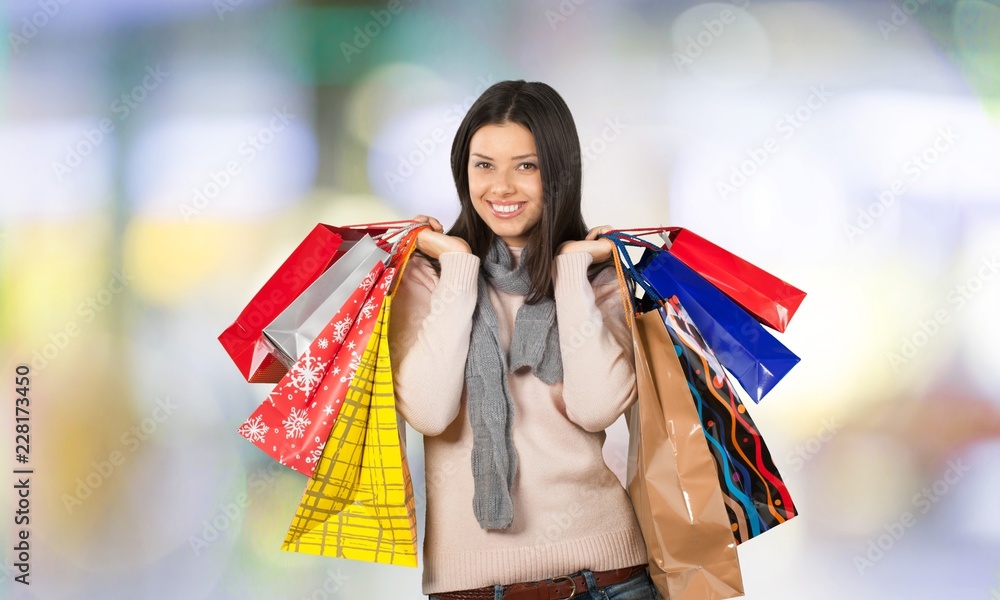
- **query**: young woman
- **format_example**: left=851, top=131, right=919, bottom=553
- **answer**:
left=388, top=80, right=658, bottom=600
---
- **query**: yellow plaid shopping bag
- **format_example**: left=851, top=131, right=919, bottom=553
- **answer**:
left=281, top=295, right=418, bottom=566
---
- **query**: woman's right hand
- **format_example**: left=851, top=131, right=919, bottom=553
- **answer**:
left=412, top=215, right=471, bottom=259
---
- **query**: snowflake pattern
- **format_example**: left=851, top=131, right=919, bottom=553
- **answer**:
left=331, top=316, right=353, bottom=343
left=340, top=350, right=362, bottom=383
left=359, top=297, right=378, bottom=320
left=359, top=271, right=378, bottom=291
left=238, top=261, right=393, bottom=477
left=282, top=406, right=311, bottom=439
left=379, top=270, right=395, bottom=292
left=238, top=415, right=268, bottom=443
left=287, top=348, right=328, bottom=396
left=305, top=437, right=326, bottom=464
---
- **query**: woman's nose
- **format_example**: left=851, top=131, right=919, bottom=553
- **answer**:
left=491, top=171, right=515, bottom=196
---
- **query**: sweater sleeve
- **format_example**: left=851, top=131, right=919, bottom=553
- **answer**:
left=553, top=252, right=637, bottom=432
left=388, top=251, right=480, bottom=436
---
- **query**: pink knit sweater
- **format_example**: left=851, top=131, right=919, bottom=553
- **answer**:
left=388, top=245, right=648, bottom=595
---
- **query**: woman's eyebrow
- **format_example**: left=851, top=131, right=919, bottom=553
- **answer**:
left=470, top=152, right=538, bottom=160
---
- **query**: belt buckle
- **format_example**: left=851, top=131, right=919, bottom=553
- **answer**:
left=549, top=575, right=577, bottom=599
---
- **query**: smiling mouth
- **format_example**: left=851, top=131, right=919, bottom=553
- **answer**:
left=487, top=201, right=526, bottom=218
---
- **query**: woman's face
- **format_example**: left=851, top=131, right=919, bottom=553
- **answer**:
left=467, top=122, right=544, bottom=247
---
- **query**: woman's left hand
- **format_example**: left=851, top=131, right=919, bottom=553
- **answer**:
left=557, top=225, right=616, bottom=263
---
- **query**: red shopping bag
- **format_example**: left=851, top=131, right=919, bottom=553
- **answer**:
left=219, top=222, right=406, bottom=383
left=663, top=228, right=805, bottom=332
left=239, top=263, right=397, bottom=476
left=237, top=224, right=424, bottom=476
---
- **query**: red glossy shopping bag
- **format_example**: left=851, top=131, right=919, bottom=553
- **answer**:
left=236, top=224, right=423, bottom=477
left=218, top=222, right=407, bottom=383
left=663, top=227, right=805, bottom=332
left=238, top=262, right=395, bottom=476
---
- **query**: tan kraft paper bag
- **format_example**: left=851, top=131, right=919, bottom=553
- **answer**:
left=614, top=248, right=745, bottom=600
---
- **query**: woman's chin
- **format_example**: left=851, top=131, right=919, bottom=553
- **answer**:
left=495, top=227, right=537, bottom=248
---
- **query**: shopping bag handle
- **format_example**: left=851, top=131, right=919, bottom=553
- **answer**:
left=341, top=219, right=419, bottom=229
left=391, top=224, right=424, bottom=261
left=610, top=226, right=680, bottom=237
left=605, top=231, right=664, bottom=252
left=608, top=227, right=682, bottom=250
left=600, top=234, right=666, bottom=317
left=609, top=240, right=636, bottom=329
left=386, top=224, right=428, bottom=295
left=612, top=236, right=666, bottom=304
left=379, top=222, right=422, bottom=248
left=365, top=222, right=423, bottom=254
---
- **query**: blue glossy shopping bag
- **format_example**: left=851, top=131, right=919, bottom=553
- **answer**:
left=639, top=249, right=798, bottom=402
left=605, top=232, right=799, bottom=402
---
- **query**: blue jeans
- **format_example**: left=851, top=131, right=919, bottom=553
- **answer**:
left=429, top=568, right=661, bottom=600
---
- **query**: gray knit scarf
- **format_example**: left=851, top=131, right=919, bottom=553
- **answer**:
left=466, top=236, right=563, bottom=529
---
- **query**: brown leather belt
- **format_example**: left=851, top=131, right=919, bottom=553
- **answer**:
left=433, top=564, right=648, bottom=600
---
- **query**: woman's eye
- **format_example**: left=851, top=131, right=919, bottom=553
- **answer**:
left=518, top=162, right=537, bottom=170
left=474, top=161, right=492, bottom=169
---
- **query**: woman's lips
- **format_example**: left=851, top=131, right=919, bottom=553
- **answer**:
left=487, top=201, right=526, bottom=219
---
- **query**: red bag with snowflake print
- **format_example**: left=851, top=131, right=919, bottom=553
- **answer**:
left=219, top=220, right=426, bottom=384
left=262, top=234, right=389, bottom=370
left=238, top=261, right=399, bottom=476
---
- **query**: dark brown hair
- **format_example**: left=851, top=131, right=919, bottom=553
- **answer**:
left=436, top=79, right=604, bottom=303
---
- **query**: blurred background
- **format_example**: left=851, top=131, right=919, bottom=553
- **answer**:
left=2, top=0, right=1000, bottom=598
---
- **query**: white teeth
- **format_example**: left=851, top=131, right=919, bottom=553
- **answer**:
left=491, top=203, right=522, bottom=214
